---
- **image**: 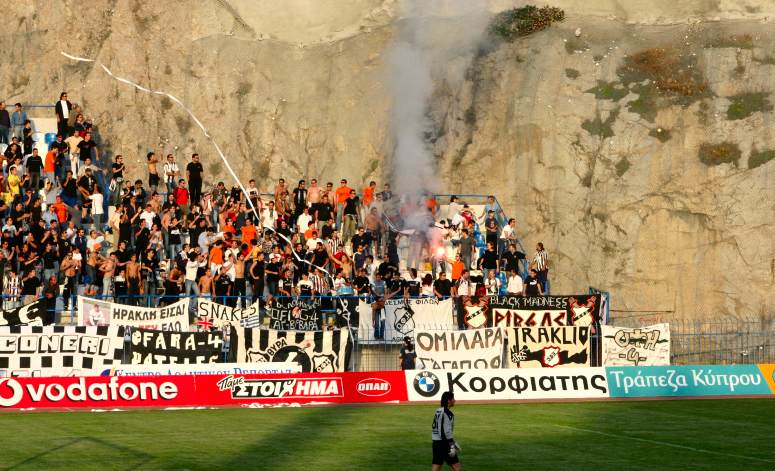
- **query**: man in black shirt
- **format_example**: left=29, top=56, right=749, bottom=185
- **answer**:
left=292, top=180, right=307, bottom=218
left=77, top=132, right=98, bottom=164
left=353, top=268, right=371, bottom=295
left=21, top=269, right=41, bottom=305
left=342, top=190, right=359, bottom=245
left=25, top=148, right=44, bottom=190
left=350, top=227, right=372, bottom=253
left=315, top=195, right=333, bottom=233
left=433, top=272, right=452, bottom=298
left=378, top=254, right=397, bottom=279
left=186, top=153, right=204, bottom=204
left=501, top=243, right=526, bottom=276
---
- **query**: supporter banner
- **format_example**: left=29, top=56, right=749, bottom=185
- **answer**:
left=0, top=325, right=125, bottom=377
left=461, top=297, right=490, bottom=329
left=107, top=363, right=301, bottom=376
left=405, top=368, right=609, bottom=402
left=488, top=295, right=601, bottom=328
left=358, top=298, right=455, bottom=342
left=77, top=297, right=190, bottom=331
left=414, top=328, right=504, bottom=370
left=606, top=365, right=774, bottom=397
left=196, top=299, right=259, bottom=329
left=602, top=324, right=670, bottom=366
left=0, top=301, right=49, bottom=326
left=228, top=327, right=351, bottom=373
left=263, top=297, right=323, bottom=331
left=506, top=326, right=591, bottom=368
left=0, top=371, right=408, bottom=410
left=127, top=328, right=224, bottom=364
left=334, top=297, right=361, bottom=329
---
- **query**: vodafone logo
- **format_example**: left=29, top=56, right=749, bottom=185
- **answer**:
left=0, top=377, right=179, bottom=408
left=0, top=378, right=23, bottom=407
left=356, top=378, right=391, bottom=397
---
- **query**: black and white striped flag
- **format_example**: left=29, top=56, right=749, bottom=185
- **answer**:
left=0, top=325, right=126, bottom=377
left=228, top=327, right=351, bottom=373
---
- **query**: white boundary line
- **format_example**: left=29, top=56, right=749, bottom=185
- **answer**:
left=551, top=423, right=775, bottom=464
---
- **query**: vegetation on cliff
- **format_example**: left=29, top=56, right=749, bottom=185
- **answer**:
left=489, top=5, right=565, bottom=41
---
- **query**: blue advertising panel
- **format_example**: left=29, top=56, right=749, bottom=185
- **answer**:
left=606, top=365, right=772, bottom=397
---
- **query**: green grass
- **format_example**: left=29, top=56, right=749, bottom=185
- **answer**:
left=1, top=400, right=774, bottom=470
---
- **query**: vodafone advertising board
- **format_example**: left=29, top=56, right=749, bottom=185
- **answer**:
left=0, top=371, right=408, bottom=410
left=405, top=368, right=610, bottom=402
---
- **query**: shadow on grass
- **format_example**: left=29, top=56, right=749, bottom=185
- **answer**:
left=5, top=436, right=153, bottom=471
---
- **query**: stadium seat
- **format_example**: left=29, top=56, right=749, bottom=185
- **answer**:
left=44, top=132, right=57, bottom=145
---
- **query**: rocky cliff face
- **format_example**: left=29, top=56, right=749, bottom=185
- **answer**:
left=2, top=0, right=774, bottom=319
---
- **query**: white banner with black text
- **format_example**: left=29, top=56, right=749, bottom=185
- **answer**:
left=414, top=328, right=504, bottom=370
left=602, top=324, right=670, bottom=366
left=77, top=296, right=190, bottom=331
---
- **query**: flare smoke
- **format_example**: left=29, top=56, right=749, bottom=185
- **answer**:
left=386, top=1, right=489, bottom=197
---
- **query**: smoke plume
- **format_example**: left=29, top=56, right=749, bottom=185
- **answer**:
left=386, top=0, right=490, bottom=198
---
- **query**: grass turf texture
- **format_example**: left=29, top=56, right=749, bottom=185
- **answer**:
left=2, top=399, right=774, bottom=470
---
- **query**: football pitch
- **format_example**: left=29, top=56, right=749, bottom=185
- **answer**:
left=2, top=399, right=774, bottom=470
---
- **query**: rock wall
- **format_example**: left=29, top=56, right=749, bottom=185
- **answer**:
left=1, top=0, right=774, bottom=319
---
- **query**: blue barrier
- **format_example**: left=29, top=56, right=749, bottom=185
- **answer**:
left=606, top=365, right=773, bottom=398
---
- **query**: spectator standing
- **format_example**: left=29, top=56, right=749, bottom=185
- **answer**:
left=10, top=103, right=27, bottom=145
left=499, top=218, right=518, bottom=256
left=54, top=92, right=72, bottom=137
left=533, top=242, right=549, bottom=293
left=458, top=229, right=475, bottom=270
left=25, top=148, right=43, bottom=190
left=0, top=102, right=10, bottom=144
left=341, top=189, right=359, bottom=245
left=147, top=152, right=160, bottom=193
left=186, top=153, right=204, bottom=204
left=483, top=210, right=500, bottom=252
left=292, top=180, right=307, bottom=220
left=399, top=336, right=417, bottom=370
left=478, top=241, right=499, bottom=280
left=334, top=179, right=352, bottom=230
left=163, top=154, right=179, bottom=194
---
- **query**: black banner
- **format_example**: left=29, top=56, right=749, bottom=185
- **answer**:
left=0, top=301, right=49, bottom=326
left=263, top=298, right=323, bottom=331
left=487, top=295, right=601, bottom=327
left=127, top=328, right=224, bottom=364
left=334, top=297, right=360, bottom=329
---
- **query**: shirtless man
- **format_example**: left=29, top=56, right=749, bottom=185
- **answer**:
left=60, top=250, right=80, bottom=310
left=233, top=253, right=247, bottom=308
left=126, top=254, right=142, bottom=305
left=198, top=268, right=214, bottom=298
left=307, top=178, right=321, bottom=206
left=147, top=152, right=160, bottom=193
left=99, top=253, right=117, bottom=299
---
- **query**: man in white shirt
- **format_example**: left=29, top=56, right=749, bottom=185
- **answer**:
left=185, top=251, right=206, bottom=295
left=139, top=204, right=156, bottom=229
left=506, top=269, right=524, bottom=295
left=297, top=206, right=312, bottom=233
left=305, top=231, right=323, bottom=252
left=261, top=201, right=278, bottom=229
left=455, top=270, right=472, bottom=297
left=163, top=154, right=179, bottom=193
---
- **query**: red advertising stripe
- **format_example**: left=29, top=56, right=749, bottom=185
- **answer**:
left=0, top=376, right=198, bottom=410
left=0, top=371, right=408, bottom=410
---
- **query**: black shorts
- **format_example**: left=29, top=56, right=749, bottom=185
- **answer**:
left=149, top=173, right=160, bottom=186
left=432, top=441, right=459, bottom=466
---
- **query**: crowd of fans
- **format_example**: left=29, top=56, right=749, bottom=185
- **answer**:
left=0, top=95, right=551, bottom=324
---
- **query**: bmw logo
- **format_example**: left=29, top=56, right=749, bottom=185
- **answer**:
left=413, top=371, right=440, bottom=398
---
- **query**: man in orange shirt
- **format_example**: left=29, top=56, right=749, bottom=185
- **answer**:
left=240, top=218, right=257, bottom=244
left=362, top=181, right=376, bottom=207
left=51, top=195, right=69, bottom=223
left=44, top=148, right=58, bottom=184
left=450, top=253, right=465, bottom=281
left=209, top=240, right=225, bottom=272
left=335, top=178, right=352, bottom=230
